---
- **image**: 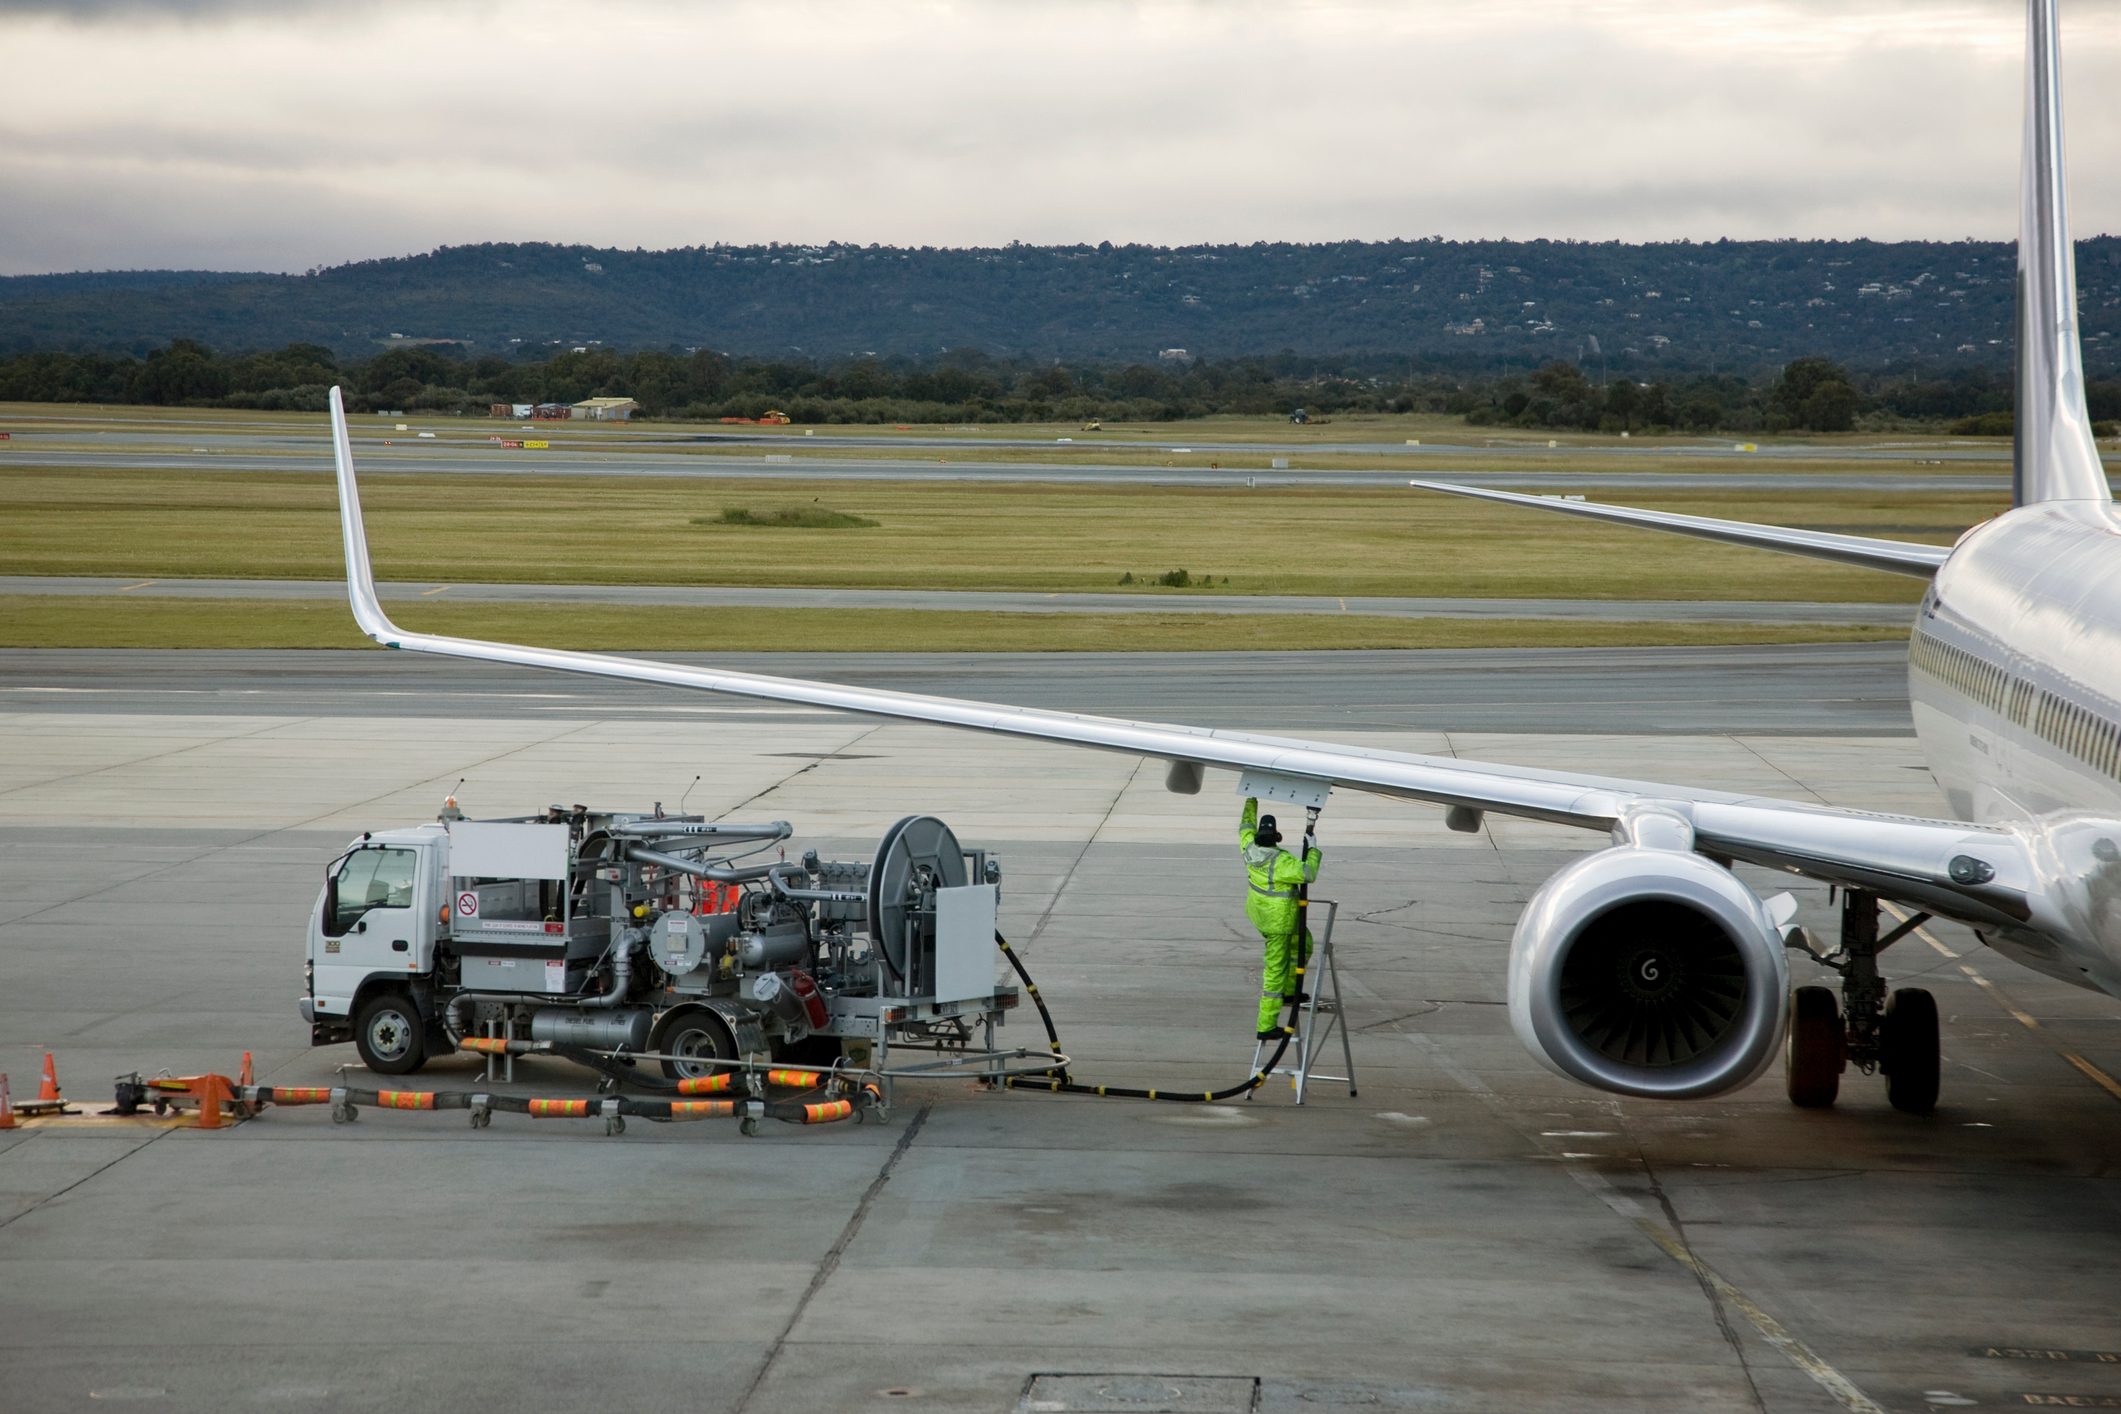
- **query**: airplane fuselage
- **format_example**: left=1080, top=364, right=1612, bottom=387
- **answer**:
left=1910, top=499, right=2121, bottom=994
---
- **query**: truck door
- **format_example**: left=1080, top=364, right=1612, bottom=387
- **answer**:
left=312, top=844, right=434, bottom=1016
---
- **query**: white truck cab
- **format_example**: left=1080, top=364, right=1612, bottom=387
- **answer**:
left=303, top=826, right=448, bottom=1070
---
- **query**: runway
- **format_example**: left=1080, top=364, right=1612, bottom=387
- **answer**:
left=0, top=443, right=2023, bottom=491
left=1, top=645, right=2117, bottom=1413
left=0, top=413, right=2051, bottom=462
left=0, top=642, right=1917, bottom=733
left=0, top=575, right=1917, bottom=628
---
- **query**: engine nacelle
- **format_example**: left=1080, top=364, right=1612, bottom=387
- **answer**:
left=1507, top=845, right=1789, bottom=1100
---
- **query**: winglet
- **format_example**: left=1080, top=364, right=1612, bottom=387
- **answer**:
left=2014, top=0, right=2109, bottom=505
left=328, top=386, right=405, bottom=647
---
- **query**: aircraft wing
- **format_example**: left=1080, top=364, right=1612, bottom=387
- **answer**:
left=329, top=389, right=2031, bottom=930
left=1407, top=479, right=1951, bottom=577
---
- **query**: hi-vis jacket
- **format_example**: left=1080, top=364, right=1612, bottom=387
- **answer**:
left=1239, top=797, right=1322, bottom=937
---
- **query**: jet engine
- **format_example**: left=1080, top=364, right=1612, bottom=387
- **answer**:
left=1507, top=845, right=1789, bottom=1100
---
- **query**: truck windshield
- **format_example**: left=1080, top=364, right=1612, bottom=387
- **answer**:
left=328, top=847, right=418, bottom=936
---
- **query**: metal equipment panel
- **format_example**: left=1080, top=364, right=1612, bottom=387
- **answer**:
left=461, top=954, right=570, bottom=994
left=1237, top=771, right=1330, bottom=812
left=448, top=822, right=570, bottom=881
left=933, top=883, right=998, bottom=1004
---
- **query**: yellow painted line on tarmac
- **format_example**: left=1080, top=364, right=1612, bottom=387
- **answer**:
left=1560, top=1161, right=1885, bottom=1413
left=117, top=580, right=155, bottom=592
left=1885, top=903, right=2121, bottom=1106
left=2063, top=1052, right=2121, bottom=1104
left=1635, top=1220, right=1885, bottom=1414
left=420, top=584, right=452, bottom=597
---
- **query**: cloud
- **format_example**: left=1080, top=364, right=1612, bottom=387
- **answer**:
left=0, top=0, right=344, bottom=18
left=0, top=0, right=2117, bottom=273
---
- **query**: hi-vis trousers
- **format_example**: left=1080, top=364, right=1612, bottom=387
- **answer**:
left=1257, top=927, right=1314, bottom=1033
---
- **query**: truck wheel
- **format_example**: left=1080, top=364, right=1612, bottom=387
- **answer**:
left=355, top=991, right=428, bottom=1075
left=651, top=1007, right=736, bottom=1081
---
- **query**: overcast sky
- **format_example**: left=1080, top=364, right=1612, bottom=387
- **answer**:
left=1, top=0, right=2117, bottom=275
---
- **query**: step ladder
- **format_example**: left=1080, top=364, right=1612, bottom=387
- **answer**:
left=1248, top=899, right=1356, bottom=1104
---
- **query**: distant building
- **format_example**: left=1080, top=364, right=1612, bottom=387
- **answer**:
left=1158, top=348, right=1193, bottom=364
left=572, top=397, right=640, bottom=422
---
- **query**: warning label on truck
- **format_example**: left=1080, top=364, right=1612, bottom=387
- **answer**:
left=545, top=960, right=566, bottom=993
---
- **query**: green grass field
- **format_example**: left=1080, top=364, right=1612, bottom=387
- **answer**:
left=0, top=465, right=1988, bottom=604
left=0, top=596, right=1905, bottom=653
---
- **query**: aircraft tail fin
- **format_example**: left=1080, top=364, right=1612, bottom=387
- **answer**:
left=328, top=386, right=406, bottom=648
left=2015, top=0, right=2110, bottom=505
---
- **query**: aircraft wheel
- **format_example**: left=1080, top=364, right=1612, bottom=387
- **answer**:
left=1785, top=985, right=1844, bottom=1109
left=1882, top=987, right=1940, bottom=1115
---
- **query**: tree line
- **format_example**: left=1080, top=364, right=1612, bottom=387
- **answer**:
left=8, top=237, right=2121, bottom=373
left=0, top=340, right=2109, bottom=435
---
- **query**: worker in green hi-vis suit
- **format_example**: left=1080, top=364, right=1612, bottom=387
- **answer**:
left=1238, top=797, right=1323, bottom=1039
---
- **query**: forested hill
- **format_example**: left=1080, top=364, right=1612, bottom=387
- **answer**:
left=8, top=237, right=2121, bottom=373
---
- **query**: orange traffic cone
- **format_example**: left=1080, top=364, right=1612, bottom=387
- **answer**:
left=0, top=1074, right=15, bottom=1130
left=37, top=1052, right=60, bottom=1103
left=239, top=1052, right=254, bottom=1089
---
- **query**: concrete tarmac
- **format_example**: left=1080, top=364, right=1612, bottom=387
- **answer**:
left=0, top=576, right=1917, bottom=628
left=1, top=664, right=2119, bottom=1413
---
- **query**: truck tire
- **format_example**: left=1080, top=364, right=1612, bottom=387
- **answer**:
left=355, top=991, right=428, bottom=1075
left=651, top=1006, right=736, bottom=1082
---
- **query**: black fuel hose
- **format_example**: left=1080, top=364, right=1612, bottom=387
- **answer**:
left=993, top=930, right=1300, bottom=1103
left=555, top=1045, right=684, bottom=1091
left=240, top=1080, right=872, bottom=1128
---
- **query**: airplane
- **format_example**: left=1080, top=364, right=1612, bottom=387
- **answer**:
left=325, top=0, right=2117, bottom=1118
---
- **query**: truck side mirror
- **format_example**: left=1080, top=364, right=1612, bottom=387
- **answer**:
left=323, top=877, right=340, bottom=932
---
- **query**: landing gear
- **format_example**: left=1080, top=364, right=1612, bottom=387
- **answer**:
left=1787, top=889, right=1940, bottom=1114
left=1785, top=985, right=1844, bottom=1108
left=1881, top=987, right=1940, bottom=1115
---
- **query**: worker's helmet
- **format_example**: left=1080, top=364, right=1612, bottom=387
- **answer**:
left=1256, top=814, right=1281, bottom=847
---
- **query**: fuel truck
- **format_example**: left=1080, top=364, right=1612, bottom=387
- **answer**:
left=302, top=802, right=1017, bottom=1079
